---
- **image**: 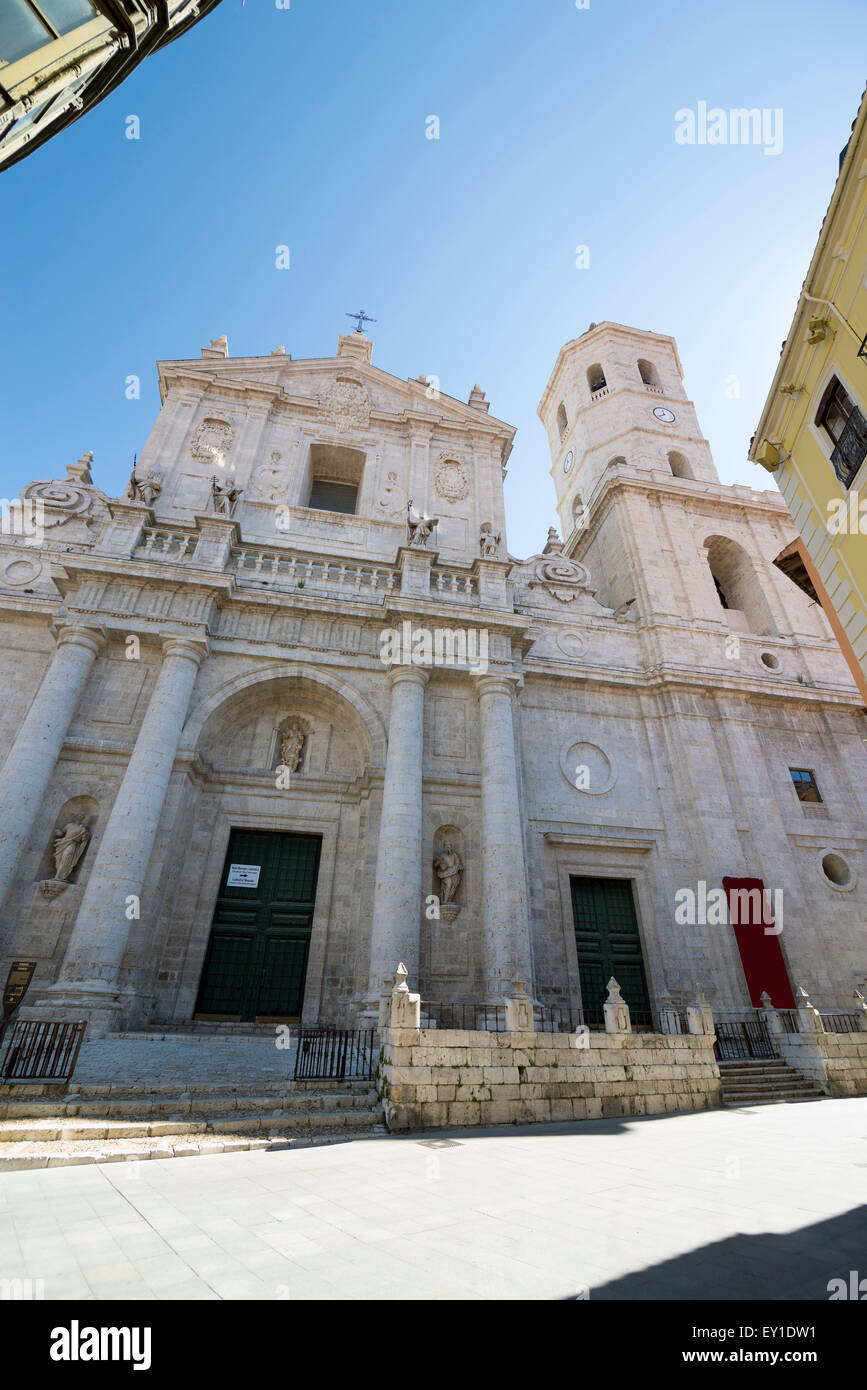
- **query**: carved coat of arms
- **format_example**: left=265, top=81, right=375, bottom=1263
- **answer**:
left=318, top=377, right=370, bottom=433
left=434, top=455, right=470, bottom=503
left=191, top=417, right=235, bottom=468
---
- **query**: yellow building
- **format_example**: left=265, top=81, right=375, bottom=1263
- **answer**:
left=0, top=0, right=222, bottom=172
left=750, top=86, right=867, bottom=703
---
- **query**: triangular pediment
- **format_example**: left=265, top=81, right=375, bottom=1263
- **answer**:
left=157, top=349, right=515, bottom=441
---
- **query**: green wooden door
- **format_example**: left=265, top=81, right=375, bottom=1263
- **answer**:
left=195, top=830, right=322, bottom=1021
left=569, top=876, right=651, bottom=1025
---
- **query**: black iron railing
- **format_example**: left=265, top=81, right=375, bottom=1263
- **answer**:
left=0, top=1020, right=86, bottom=1083
left=293, top=1028, right=377, bottom=1082
left=419, top=1002, right=506, bottom=1032
left=534, top=1004, right=586, bottom=1034
left=819, top=1012, right=862, bottom=1035
left=714, top=1014, right=775, bottom=1061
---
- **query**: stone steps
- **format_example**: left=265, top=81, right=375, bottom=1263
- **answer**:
left=0, top=1088, right=378, bottom=1120
left=0, top=1073, right=383, bottom=1169
left=718, top=1059, right=825, bottom=1107
left=0, top=1108, right=381, bottom=1143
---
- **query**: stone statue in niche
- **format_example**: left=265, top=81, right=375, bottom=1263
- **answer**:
left=434, top=841, right=463, bottom=904
left=279, top=721, right=306, bottom=773
left=479, top=521, right=501, bottom=558
left=39, top=819, right=90, bottom=897
left=210, top=475, right=243, bottom=517
left=407, top=498, right=438, bottom=548
left=53, top=821, right=89, bottom=881
left=125, top=464, right=163, bottom=506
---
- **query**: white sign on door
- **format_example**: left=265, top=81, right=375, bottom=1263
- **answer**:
left=227, top=863, right=261, bottom=888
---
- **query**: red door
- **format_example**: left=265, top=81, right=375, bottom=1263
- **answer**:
left=722, top=877, right=796, bottom=1009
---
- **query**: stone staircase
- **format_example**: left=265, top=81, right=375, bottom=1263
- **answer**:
left=718, top=1058, right=826, bottom=1107
left=0, top=1029, right=384, bottom=1169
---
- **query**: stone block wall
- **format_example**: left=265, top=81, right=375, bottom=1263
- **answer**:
left=379, top=1026, right=721, bottom=1132
left=774, top=1027, right=867, bottom=1097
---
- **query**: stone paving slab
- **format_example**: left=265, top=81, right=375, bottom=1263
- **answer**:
left=0, top=1097, right=865, bottom=1299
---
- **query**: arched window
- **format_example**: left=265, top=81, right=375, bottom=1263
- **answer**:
left=704, top=535, right=777, bottom=636
left=668, top=451, right=693, bottom=479
left=587, top=363, right=607, bottom=394
left=638, top=358, right=660, bottom=387
left=557, top=402, right=568, bottom=442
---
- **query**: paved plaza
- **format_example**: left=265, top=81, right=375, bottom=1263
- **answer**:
left=1, top=1097, right=865, bottom=1301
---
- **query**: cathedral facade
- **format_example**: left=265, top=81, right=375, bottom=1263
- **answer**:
left=1, top=321, right=866, bottom=1035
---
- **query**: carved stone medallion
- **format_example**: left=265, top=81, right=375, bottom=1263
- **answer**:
left=434, top=454, right=470, bottom=503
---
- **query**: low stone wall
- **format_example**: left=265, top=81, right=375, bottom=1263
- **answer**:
left=379, top=1027, right=721, bottom=1132
left=773, top=1027, right=867, bottom=1097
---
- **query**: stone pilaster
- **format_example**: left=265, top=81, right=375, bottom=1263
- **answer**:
left=40, top=635, right=207, bottom=1029
left=476, top=674, right=533, bottom=1000
left=367, top=666, right=428, bottom=1003
left=0, top=622, right=104, bottom=913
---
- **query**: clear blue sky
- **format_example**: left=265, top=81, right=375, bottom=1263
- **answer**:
left=2, top=0, right=866, bottom=557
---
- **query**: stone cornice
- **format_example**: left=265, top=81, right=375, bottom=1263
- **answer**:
left=518, top=660, right=864, bottom=711
left=544, top=829, right=658, bottom=853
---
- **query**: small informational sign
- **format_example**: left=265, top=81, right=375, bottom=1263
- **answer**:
left=227, top=864, right=261, bottom=889
left=3, top=961, right=36, bottom=1018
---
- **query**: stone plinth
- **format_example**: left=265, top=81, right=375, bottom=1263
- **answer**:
left=379, top=1026, right=721, bottom=1132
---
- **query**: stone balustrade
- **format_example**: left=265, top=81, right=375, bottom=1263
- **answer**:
left=232, top=549, right=399, bottom=601
left=136, top=528, right=197, bottom=559
left=430, top=568, right=479, bottom=602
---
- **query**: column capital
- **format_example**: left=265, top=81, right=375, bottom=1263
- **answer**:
left=475, top=672, right=519, bottom=701
left=52, top=622, right=106, bottom=657
left=387, top=664, right=429, bottom=690
left=161, top=635, right=209, bottom=666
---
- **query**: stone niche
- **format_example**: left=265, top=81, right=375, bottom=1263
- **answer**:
left=195, top=678, right=368, bottom=781
left=11, top=795, right=99, bottom=964
left=426, top=822, right=470, bottom=980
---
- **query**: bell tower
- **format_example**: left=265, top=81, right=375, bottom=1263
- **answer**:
left=538, top=321, right=719, bottom=543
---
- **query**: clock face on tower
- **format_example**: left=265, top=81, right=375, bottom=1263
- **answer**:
left=652, top=406, right=676, bottom=424
left=563, top=450, right=574, bottom=474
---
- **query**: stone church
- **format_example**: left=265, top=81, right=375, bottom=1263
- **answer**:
left=1, top=320, right=866, bottom=1036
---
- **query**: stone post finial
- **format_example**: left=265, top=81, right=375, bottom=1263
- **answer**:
left=388, top=963, right=420, bottom=1030
left=795, top=982, right=822, bottom=1034
left=759, top=990, right=773, bottom=1009
left=504, top=980, right=534, bottom=1033
left=686, top=984, right=715, bottom=1036
left=603, top=977, right=631, bottom=1034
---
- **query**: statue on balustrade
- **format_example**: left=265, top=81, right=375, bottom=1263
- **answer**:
left=211, top=475, right=243, bottom=517
left=407, top=498, right=438, bottom=548
left=479, top=521, right=502, bottom=558
left=125, top=463, right=163, bottom=506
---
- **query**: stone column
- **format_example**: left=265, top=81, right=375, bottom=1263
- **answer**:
left=476, top=674, right=533, bottom=999
left=367, top=666, right=428, bottom=1003
left=0, top=623, right=104, bottom=914
left=44, top=636, right=206, bottom=1026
